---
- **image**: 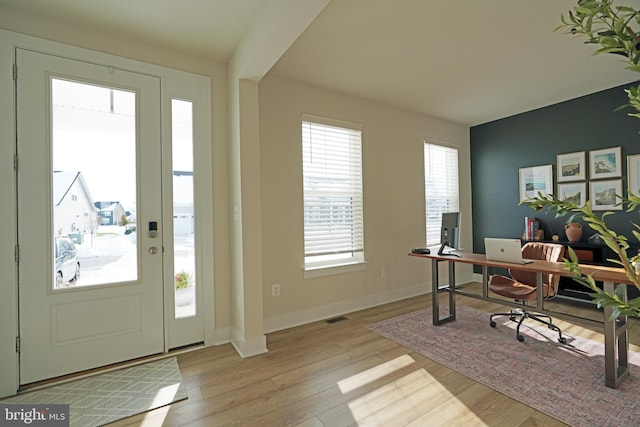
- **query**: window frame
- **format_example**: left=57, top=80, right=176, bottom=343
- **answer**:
left=424, top=141, right=460, bottom=247
left=301, top=114, right=366, bottom=275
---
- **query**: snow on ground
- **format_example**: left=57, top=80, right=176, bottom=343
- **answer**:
left=71, top=225, right=196, bottom=316
left=75, top=226, right=137, bottom=285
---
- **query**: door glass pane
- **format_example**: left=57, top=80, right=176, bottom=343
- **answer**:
left=172, top=99, right=196, bottom=318
left=52, top=78, right=137, bottom=289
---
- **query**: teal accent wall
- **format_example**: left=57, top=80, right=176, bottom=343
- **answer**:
left=470, top=82, right=640, bottom=253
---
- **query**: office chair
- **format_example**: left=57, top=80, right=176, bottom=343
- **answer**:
left=488, top=242, right=566, bottom=343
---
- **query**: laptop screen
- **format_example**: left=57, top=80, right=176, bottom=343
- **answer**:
left=484, top=238, right=531, bottom=264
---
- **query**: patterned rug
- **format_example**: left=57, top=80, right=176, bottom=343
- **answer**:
left=1, top=357, right=187, bottom=426
left=369, top=306, right=640, bottom=427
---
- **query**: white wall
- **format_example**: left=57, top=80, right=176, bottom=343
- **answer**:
left=259, top=75, right=473, bottom=331
left=225, top=0, right=329, bottom=356
left=54, top=179, right=94, bottom=236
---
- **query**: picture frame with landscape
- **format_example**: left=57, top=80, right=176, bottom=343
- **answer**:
left=589, top=179, right=623, bottom=211
left=519, top=164, right=553, bottom=202
left=557, top=151, right=585, bottom=182
left=589, top=146, right=621, bottom=179
left=558, top=182, right=586, bottom=207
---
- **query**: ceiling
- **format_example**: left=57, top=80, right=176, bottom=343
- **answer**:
left=2, top=0, right=640, bottom=126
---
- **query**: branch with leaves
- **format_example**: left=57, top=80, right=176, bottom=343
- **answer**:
left=558, top=0, right=640, bottom=117
left=548, top=0, right=640, bottom=317
left=522, top=192, right=640, bottom=317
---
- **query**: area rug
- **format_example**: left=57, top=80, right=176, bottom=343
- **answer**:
left=1, top=357, right=187, bottom=427
left=369, top=306, right=640, bottom=427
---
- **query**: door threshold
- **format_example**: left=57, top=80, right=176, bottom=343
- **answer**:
left=18, top=343, right=205, bottom=394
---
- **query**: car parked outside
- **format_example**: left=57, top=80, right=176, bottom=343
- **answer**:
left=55, top=237, right=80, bottom=288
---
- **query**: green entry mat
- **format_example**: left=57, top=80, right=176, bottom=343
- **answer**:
left=1, top=357, right=188, bottom=426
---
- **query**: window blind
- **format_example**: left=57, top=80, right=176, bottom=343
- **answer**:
left=302, top=119, right=364, bottom=267
left=424, top=142, right=459, bottom=246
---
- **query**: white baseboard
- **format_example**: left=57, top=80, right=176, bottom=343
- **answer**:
left=208, top=327, right=268, bottom=358
left=210, top=326, right=231, bottom=346
left=211, top=279, right=481, bottom=355
left=263, top=282, right=432, bottom=334
left=231, top=329, right=268, bottom=358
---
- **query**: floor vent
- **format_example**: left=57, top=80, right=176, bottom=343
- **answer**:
left=325, top=315, right=348, bottom=324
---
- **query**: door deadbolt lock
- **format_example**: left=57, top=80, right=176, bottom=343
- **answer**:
left=148, top=221, right=158, bottom=238
left=148, top=246, right=158, bottom=255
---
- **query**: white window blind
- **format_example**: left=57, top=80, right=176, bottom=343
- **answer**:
left=302, top=118, right=364, bottom=268
left=424, top=142, right=459, bottom=246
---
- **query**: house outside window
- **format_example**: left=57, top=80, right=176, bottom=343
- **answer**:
left=424, top=142, right=459, bottom=246
left=302, top=115, right=364, bottom=271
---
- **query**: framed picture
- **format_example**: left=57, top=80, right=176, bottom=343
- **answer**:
left=589, top=179, right=623, bottom=211
left=557, top=151, right=586, bottom=182
left=519, top=164, right=553, bottom=202
left=589, top=146, right=622, bottom=179
left=628, top=154, right=640, bottom=196
left=558, top=182, right=586, bottom=207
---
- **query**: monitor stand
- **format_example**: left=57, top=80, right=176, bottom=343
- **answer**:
left=438, top=241, right=460, bottom=257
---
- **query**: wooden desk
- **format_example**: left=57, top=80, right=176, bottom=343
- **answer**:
left=409, top=250, right=630, bottom=389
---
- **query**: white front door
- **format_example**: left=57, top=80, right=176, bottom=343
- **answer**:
left=16, top=49, right=164, bottom=384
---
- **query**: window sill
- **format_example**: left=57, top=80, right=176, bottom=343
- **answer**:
left=304, top=261, right=368, bottom=279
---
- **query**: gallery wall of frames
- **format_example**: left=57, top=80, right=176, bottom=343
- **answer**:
left=470, top=82, right=640, bottom=252
left=518, top=147, right=640, bottom=210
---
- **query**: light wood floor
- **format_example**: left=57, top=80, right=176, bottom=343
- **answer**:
left=109, top=286, right=640, bottom=426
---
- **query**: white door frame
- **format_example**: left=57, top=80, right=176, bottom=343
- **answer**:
left=0, top=29, right=214, bottom=397
left=17, top=49, right=165, bottom=383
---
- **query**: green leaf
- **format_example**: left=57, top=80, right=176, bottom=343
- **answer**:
left=575, top=6, right=596, bottom=15
left=567, top=246, right=578, bottom=263
left=616, top=284, right=628, bottom=299
left=614, top=103, right=632, bottom=112
left=597, top=36, right=622, bottom=47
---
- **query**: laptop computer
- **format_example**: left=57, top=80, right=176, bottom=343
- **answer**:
left=484, top=238, right=533, bottom=264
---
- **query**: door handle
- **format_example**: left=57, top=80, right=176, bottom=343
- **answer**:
left=148, top=246, right=158, bottom=255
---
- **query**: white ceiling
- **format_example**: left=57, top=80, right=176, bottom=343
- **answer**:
left=0, top=0, right=268, bottom=61
left=2, top=0, right=640, bottom=126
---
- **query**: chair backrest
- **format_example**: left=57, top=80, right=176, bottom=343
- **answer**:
left=509, top=242, right=565, bottom=297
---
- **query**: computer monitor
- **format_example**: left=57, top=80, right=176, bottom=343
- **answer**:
left=440, top=212, right=460, bottom=249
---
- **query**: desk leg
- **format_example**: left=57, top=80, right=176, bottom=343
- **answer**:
left=482, top=265, right=488, bottom=298
left=431, top=258, right=455, bottom=325
left=603, top=281, right=629, bottom=388
left=535, top=272, right=543, bottom=311
left=448, top=260, right=456, bottom=318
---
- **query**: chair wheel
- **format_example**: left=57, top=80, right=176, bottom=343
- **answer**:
left=558, top=337, right=567, bottom=344
left=490, top=321, right=496, bottom=328
left=517, top=334, right=525, bottom=342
